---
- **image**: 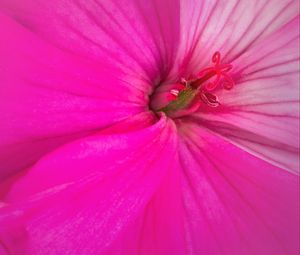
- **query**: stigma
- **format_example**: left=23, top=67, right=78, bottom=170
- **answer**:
left=158, top=51, right=234, bottom=117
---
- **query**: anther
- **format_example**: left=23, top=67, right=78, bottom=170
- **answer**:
left=170, top=89, right=180, bottom=97
left=200, top=92, right=220, bottom=107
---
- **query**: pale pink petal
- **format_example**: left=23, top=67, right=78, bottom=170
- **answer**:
left=178, top=122, right=299, bottom=255
left=172, top=0, right=299, bottom=76
left=190, top=17, right=300, bottom=173
left=0, top=114, right=180, bottom=255
left=0, top=13, right=152, bottom=180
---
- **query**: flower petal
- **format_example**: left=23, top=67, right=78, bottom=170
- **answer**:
left=190, top=17, right=300, bottom=173
left=0, top=114, right=179, bottom=255
left=100, top=154, right=186, bottom=255
left=0, top=13, right=152, bottom=180
left=0, top=0, right=181, bottom=82
left=173, top=0, right=299, bottom=75
left=178, top=122, right=299, bottom=255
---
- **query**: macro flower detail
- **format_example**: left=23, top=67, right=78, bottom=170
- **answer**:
left=0, top=1, right=299, bottom=255
left=156, top=51, right=234, bottom=117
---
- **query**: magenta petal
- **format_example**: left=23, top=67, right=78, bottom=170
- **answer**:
left=101, top=153, right=186, bottom=255
left=191, top=17, right=300, bottom=173
left=0, top=114, right=179, bottom=255
left=0, top=14, right=151, bottom=180
left=178, top=123, right=299, bottom=255
left=0, top=0, right=180, bottom=81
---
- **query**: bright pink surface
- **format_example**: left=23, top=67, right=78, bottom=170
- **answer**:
left=177, top=121, right=299, bottom=255
left=0, top=0, right=299, bottom=255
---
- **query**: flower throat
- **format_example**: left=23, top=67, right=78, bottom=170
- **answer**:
left=154, top=52, right=234, bottom=118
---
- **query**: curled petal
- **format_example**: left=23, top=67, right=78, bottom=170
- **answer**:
left=0, top=114, right=181, bottom=255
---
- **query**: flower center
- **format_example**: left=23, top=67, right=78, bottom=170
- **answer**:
left=150, top=52, right=234, bottom=118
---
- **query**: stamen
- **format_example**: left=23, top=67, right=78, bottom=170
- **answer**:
left=170, top=89, right=180, bottom=97
left=176, top=51, right=234, bottom=107
left=159, top=51, right=234, bottom=116
left=200, top=92, right=220, bottom=107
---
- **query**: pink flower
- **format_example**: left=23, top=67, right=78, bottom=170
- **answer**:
left=0, top=0, right=299, bottom=254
